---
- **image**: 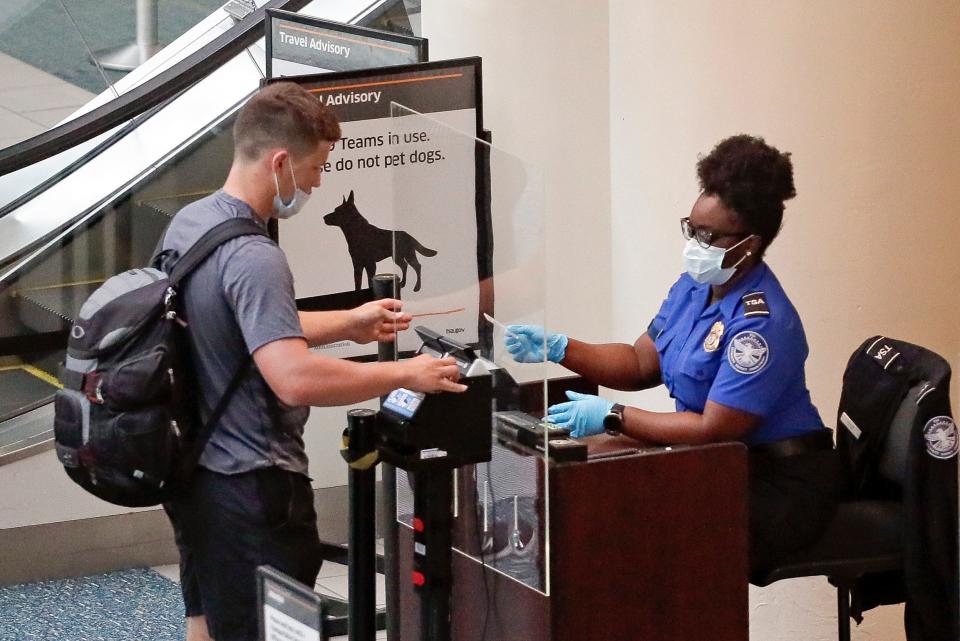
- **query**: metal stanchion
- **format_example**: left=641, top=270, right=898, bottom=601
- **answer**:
left=372, top=273, right=401, bottom=641
left=347, top=408, right=378, bottom=641
left=93, top=0, right=162, bottom=71
left=412, top=467, right=453, bottom=641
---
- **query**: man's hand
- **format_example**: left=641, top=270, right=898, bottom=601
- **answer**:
left=545, top=391, right=614, bottom=438
left=402, top=354, right=468, bottom=393
left=348, top=299, right=413, bottom=344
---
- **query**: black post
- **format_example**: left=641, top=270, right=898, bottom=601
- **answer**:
left=372, top=273, right=402, bottom=641
left=837, top=583, right=851, bottom=641
left=372, top=272, right=400, bottom=359
left=348, top=408, right=378, bottom=641
left=412, top=468, right=453, bottom=641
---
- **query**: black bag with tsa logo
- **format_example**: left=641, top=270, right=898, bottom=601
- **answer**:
left=54, top=218, right=268, bottom=507
left=836, top=336, right=957, bottom=640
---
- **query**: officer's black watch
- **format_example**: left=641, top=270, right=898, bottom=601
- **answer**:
left=603, top=403, right=626, bottom=435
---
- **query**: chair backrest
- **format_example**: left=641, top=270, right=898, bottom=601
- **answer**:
left=876, top=380, right=925, bottom=487
left=836, top=336, right=953, bottom=499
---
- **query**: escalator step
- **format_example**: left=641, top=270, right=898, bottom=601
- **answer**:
left=141, top=193, right=214, bottom=219
left=16, top=280, right=103, bottom=326
left=0, top=368, right=59, bottom=423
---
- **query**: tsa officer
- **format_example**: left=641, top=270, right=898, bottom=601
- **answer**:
left=505, top=135, right=842, bottom=577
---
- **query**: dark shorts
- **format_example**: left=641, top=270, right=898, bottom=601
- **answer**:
left=748, top=447, right=845, bottom=581
left=164, top=466, right=322, bottom=641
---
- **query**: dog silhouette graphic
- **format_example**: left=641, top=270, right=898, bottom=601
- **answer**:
left=324, top=190, right=438, bottom=292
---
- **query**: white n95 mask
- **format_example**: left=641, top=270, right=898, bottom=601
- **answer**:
left=682, top=235, right=753, bottom=286
left=273, top=162, right=310, bottom=219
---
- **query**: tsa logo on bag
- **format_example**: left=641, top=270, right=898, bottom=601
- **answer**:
left=727, top=331, right=769, bottom=375
left=923, top=416, right=958, bottom=460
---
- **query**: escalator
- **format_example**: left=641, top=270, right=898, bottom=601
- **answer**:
left=0, top=0, right=421, bottom=462
left=0, top=109, right=234, bottom=462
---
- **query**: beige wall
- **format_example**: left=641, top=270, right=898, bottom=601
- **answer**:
left=609, top=1, right=960, bottom=638
left=423, top=0, right=613, bottom=345
left=609, top=0, right=960, bottom=406
left=0, top=449, right=148, bottom=529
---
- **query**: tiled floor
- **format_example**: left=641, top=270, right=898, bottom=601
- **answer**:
left=0, top=51, right=93, bottom=149
left=153, top=561, right=389, bottom=640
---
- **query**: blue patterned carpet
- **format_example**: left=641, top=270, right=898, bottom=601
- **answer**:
left=0, top=568, right=184, bottom=641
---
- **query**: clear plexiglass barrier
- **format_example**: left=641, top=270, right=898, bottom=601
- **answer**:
left=387, top=103, right=554, bottom=595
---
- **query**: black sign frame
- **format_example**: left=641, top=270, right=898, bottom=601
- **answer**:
left=264, top=57, right=491, bottom=361
left=265, top=9, right=428, bottom=78
left=257, top=565, right=326, bottom=641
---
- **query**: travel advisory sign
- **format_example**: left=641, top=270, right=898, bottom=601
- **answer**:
left=273, top=59, right=484, bottom=360
left=266, top=10, right=425, bottom=77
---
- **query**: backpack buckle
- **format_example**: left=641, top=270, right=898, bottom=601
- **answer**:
left=165, top=310, right=188, bottom=328
left=83, top=372, right=104, bottom=404
left=164, top=286, right=176, bottom=307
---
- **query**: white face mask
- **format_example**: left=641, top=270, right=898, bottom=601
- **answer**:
left=272, top=161, right=310, bottom=219
left=682, top=235, right=754, bottom=286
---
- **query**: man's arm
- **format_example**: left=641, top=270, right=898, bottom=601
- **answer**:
left=560, top=333, right=662, bottom=391
left=299, top=299, right=412, bottom=347
left=298, top=309, right=358, bottom=347
left=254, top=337, right=465, bottom=407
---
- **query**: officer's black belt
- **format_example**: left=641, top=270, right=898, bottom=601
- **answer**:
left=750, top=429, right=834, bottom=458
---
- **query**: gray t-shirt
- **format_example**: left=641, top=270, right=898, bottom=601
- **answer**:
left=162, top=190, right=310, bottom=476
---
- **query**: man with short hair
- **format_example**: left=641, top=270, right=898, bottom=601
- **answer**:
left=161, top=81, right=465, bottom=641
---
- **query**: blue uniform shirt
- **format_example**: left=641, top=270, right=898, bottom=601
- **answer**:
left=649, top=263, right=824, bottom=445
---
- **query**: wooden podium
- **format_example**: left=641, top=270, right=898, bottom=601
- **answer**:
left=396, top=435, right=749, bottom=641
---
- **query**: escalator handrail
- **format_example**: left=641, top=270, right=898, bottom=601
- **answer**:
left=0, top=104, right=163, bottom=220
left=0, top=0, right=310, bottom=179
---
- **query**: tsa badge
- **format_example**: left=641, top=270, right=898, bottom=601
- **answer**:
left=703, top=321, right=724, bottom=352
left=923, top=416, right=958, bottom=460
left=727, top=331, right=769, bottom=375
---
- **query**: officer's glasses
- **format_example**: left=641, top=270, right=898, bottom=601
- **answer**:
left=680, top=217, right=749, bottom=249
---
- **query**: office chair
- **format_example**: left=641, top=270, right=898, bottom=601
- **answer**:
left=752, top=336, right=957, bottom=641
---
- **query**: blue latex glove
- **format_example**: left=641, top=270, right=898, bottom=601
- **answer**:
left=545, top=391, right=614, bottom=439
left=503, top=325, right=568, bottom=363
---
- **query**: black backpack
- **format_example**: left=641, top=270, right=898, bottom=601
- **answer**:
left=836, top=336, right=957, bottom=640
left=54, top=218, right=269, bottom=507
left=836, top=335, right=953, bottom=498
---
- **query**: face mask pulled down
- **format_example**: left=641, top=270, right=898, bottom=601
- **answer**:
left=682, top=235, right=754, bottom=286
left=273, top=162, right=310, bottom=219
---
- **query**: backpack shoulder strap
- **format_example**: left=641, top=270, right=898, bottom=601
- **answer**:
left=179, top=355, right=253, bottom=481
left=168, top=218, right=270, bottom=286
left=837, top=336, right=914, bottom=496
left=166, top=218, right=269, bottom=482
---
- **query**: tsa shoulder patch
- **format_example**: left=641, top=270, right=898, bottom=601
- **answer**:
left=741, top=291, right=770, bottom=318
left=864, top=336, right=902, bottom=371
left=727, top=331, right=769, bottom=375
left=647, top=317, right=664, bottom=340
left=923, top=416, right=958, bottom=460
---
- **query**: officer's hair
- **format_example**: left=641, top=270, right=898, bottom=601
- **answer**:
left=234, top=82, right=341, bottom=161
left=696, top=135, right=796, bottom=252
